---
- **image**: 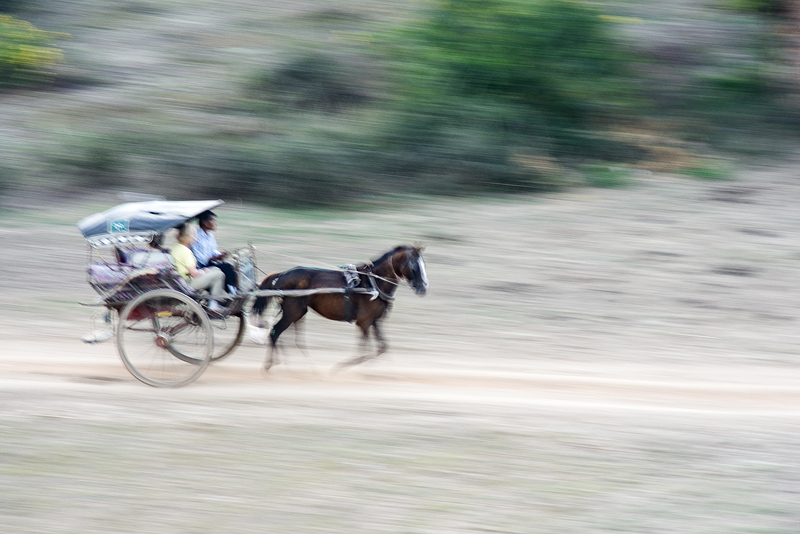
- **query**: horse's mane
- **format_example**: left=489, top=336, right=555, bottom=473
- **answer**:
left=365, top=245, right=409, bottom=268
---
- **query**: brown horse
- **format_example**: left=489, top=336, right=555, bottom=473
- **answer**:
left=251, top=245, right=428, bottom=371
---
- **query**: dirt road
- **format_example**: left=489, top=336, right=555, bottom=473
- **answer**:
left=2, top=165, right=800, bottom=532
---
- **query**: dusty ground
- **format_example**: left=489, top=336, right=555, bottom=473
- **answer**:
left=1, top=164, right=800, bottom=533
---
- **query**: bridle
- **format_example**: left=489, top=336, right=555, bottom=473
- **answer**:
left=361, top=249, right=421, bottom=301
left=361, top=260, right=398, bottom=302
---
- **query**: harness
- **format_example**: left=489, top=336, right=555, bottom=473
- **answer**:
left=365, top=273, right=396, bottom=302
left=342, top=264, right=360, bottom=288
left=341, top=264, right=361, bottom=323
left=340, top=263, right=396, bottom=322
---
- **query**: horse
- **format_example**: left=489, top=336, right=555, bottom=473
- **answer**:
left=251, top=245, right=428, bottom=371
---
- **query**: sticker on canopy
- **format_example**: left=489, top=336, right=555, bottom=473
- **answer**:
left=108, top=219, right=130, bottom=233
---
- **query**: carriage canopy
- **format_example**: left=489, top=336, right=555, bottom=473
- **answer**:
left=77, top=199, right=224, bottom=247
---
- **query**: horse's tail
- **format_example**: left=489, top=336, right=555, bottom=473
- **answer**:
left=252, top=271, right=282, bottom=317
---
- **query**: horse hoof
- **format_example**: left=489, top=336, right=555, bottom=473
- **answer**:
left=330, top=360, right=355, bottom=375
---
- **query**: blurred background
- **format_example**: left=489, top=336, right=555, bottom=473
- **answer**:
left=3, top=3, right=800, bottom=534
left=1, top=0, right=799, bottom=206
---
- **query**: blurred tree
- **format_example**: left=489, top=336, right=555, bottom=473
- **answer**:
left=249, top=52, right=369, bottom=113
left=0, top=163, right=9, bottom=195
left=723, top=0, right=788, bottom=13
left=45, top=132, right=128, bottom=190
left=0, top=14, right=65, bottom=90
left=405, top=0, right=632, bottom=121
left=378, top=0, right=643, bottom=191
left=0, top=1, right=22, bottom=13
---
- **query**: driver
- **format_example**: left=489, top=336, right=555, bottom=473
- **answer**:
left=191, top=210, right=238, bottom=293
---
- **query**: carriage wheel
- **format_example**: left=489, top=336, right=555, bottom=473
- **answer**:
left=117, top=289, right=213, bottom=387
left=210, top=312, right=246, bottom=362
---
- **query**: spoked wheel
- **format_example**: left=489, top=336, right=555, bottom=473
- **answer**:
left=117, top=289, right=213, bottom=387
left=210, top=312, right=246, bottom=362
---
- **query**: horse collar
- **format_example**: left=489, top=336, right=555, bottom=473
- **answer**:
left=367, top=273, right=396, bottom=302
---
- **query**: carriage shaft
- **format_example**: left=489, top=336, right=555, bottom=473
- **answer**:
left=250, top=287, right=376, bottom=298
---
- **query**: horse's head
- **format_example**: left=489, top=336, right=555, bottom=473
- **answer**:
left=392, top=245, right=428, bottom=296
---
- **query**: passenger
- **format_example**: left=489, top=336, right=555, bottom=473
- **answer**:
left=191, top=210, right=238, bottom=293
left=170, top=223, right=228, bottom=312
left=130, top=233, right=171, bottom=267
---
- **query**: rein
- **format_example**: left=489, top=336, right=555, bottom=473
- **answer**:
left=262, top=250, right=400, bottom=286
left=361, top=268, right=400, bottom=287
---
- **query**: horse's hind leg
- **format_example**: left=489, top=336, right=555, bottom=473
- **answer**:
left=264, top=344, right=278, bottom=373
left=263, top=299, right=307, bottom=372
left=292, top=318, right=309, bottom=356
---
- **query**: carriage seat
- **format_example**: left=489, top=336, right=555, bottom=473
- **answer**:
left=87, top=261, right=198, bottom=301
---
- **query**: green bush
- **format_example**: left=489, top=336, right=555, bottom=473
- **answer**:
left=0, top=1, right=22, bottom=13
left=117, top=131, right=372, bottom=207
left=582, top=167, right=631, bottom=189
left=247, top=53, right=369, bottom=113
left=0, top=164, right=9, bottom=196
left=721, top=0, right=786, bottom=14
left=680, top=161, right=734, bottom=180
left=227, top=0, right=645, bottom=203
left=46, top=133, right=127, bottom=189
left=0, top=14, right=65, bottom=89
left=394, top=0, right=634, bottom=121
left=151, top=138, right=277, bottom=202
left=372, top=0, right=642, bottom=192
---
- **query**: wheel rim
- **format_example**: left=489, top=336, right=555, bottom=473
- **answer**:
left=117, top=289, right=213, bottom=387
left=210, top=312, right=246, bottom=362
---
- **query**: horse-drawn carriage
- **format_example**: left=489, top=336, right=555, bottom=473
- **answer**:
left=79, top=200, right=257, bottom=386
left=78, top=200, right=428, bottom=387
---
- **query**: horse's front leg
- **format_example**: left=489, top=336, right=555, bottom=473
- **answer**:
left=372, top=321, right=388, bottom=357
left=333, top=321, right=386, bottom=372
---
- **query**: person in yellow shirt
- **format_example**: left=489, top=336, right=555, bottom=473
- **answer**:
left=170, top=223, right=228, bottom=312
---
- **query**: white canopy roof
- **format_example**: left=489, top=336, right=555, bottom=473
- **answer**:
left=77, top=199, right=224, bottom=247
